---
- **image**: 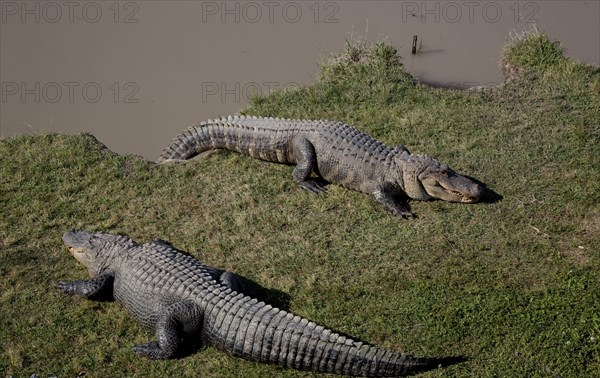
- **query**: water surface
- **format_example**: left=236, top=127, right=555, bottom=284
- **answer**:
left=1, top=1, right=598, bottom=159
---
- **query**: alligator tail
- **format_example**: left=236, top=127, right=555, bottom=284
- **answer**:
left=158, top=117, right=293, bottom=164
left=209, top=294, right=464, bottom=376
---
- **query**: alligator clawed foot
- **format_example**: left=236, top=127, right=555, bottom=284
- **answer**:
left=392, top=208, right=415, bottom=218
left=133, top=341, right=168, bottom=360
left=298, top=180, right=327, bottom=194
left=55, top=281, right=75, bottom=295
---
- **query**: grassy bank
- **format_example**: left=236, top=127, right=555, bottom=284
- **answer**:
left=1, top=34, right=598, bottom=377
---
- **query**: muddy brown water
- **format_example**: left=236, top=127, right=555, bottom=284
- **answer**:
left=1, top=1, right=598, bottom=160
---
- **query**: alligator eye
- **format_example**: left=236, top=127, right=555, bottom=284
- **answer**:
left=438, top=164, right=449, bottom=174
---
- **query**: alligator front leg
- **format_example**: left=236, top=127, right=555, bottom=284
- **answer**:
left=134, top=300, right=203, bottom=359
left=56, top=273, right=114, bottom=300
left=291, top=137, right=327, bottom=194
left=372, top=182, right=414, bottom=218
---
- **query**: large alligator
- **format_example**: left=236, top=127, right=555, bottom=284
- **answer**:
left=158, top=116, right=484, bottom=217
left=57, top=230, right=464, bottom=376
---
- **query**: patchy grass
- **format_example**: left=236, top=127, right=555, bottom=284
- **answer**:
left=1, top=34, right=599, bottom=377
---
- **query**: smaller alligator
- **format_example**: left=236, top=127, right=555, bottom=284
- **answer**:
left=158, top=116, right=485, bottom=217
left=57, top=230, right=465, bottom=376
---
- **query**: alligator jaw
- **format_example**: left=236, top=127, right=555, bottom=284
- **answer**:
left=421, top=170, right=484, bottom=203
left=442, top=186, right=480, bottom=203
left=64, top=231, right=89, bottom=262
left=67, top=245, right=85, bottom=258
left=64, top=244, right=93, bottom=274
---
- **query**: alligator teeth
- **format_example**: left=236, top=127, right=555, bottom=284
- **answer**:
left=441, top=187, right=477, bottom=203
left=442, top=188, right=462, bottom=197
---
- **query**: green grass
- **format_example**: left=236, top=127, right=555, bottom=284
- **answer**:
left=1, top=34, right=599, bottom=377
left=503, top=33, right=567, bottom=72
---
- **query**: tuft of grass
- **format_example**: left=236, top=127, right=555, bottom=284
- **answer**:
left=1, top=34, right=599, bottom=377
left=503, top=33, right=567, bottom=72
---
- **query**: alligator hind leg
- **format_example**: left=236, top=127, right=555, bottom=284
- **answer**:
left=291, top=137, right=327, bottom=194
left=219, top=271, right=245, bottom=293
left=134, top=300, right=203, bottom=359
left=391, top=144, right=410, bottom=154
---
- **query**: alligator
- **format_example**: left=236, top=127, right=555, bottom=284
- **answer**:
left=158, top=116, right=484, bottom=217
left=57, top=230, right=464, bottom=376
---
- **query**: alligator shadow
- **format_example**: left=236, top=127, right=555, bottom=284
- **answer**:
left=411, top=356, right=470, bottom=376
left=468, top=175, right=503, bottom=204
left=233, top=275, right=292, bottom=311
left=480, top=187, right=503, bottom=204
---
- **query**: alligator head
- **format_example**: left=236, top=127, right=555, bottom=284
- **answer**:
left=63, top=230, right=131, bottom=277
left=396, top=153, right=485, bottom=203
